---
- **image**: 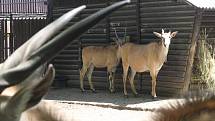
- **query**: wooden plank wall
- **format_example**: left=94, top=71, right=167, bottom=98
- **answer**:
left=13, top=18, right=47, bottom=49
left=201, top=10, right=215, bottom=44
left=80, top=1, right=109, bottom=90
left=52, top=0, right=197, bottom=96
left=52, top=1, right=81, bottom=88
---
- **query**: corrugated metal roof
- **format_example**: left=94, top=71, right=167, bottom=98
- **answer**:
left=185, top=0, right=215, bottom=10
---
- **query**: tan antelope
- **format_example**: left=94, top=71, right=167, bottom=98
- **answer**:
left=0, top=1, right=130, bottom=121
left=79, top=28, right=127, bottom=93
left=120, top=29, right=178, bottom=97
left=80, top=43, right=121, bottom=93
left=153, top=93, right=215, bottom=121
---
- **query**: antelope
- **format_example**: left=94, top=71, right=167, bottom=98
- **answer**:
left=80, top=43, right=121, bottom=93
left=0, top=0, right=130, bottom=121
left=153, top=93, right=215, bottom=121
left=80, top=28, right=127, bottom=93
left=120, top=29, right=178, bottom=97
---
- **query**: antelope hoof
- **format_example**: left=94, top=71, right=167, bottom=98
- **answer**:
left=151, top=95, right=158, bottom=100
left=124, top=94, right=129, bottom=98
left=134, top=93, right=139, bottom=98
left=109, top=88, right=115, bottom=93
left=81, top=89, right=86, bottom=93
left=91, top=89, right=97, bottom=93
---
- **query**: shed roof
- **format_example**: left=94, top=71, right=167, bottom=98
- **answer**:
left=184, top=0, right=215, bottom=10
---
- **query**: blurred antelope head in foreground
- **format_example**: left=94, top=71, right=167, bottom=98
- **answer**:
left=0, top=0, right=130, bottom=121
left=153, top=92, right=215, bottom=121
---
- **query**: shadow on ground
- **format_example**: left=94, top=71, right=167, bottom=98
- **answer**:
left=45, top=88, right=168, bottom=106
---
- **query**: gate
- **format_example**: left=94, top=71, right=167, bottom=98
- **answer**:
left=0, top=0, right=48, bottom=62
left=0, top=18, right=12, bottom=62
left=0, top=16, right=47, bottom=62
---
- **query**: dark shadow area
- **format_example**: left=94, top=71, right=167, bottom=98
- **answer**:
left=45, top=88, right=169, bottom=106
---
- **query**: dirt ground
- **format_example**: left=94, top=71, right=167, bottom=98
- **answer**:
left=44, top=88, right=182, bottom=121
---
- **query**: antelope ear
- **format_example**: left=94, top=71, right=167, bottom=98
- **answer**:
left=153, top=32, right=162, bottom=38
left=113, top=38, right=121, bottom=46
left=26, top=64, right=55, bottom=109
left=171, top=31, right=178, bottom=38
left=162, top=29, right=165, bottom=34
left=2, top=64, right=55, bottom=111
left=4, top=87, right=32, bottom=118
left=125, top=36, right=130, bottom=43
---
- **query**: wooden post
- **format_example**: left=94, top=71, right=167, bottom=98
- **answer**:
left=106, top=0, right=111, bottom=84
left=78, top=1, right=83, bottom=74
left=136, top=0, right=143, bottom=91
left=182, top=8, right=203, bottom=94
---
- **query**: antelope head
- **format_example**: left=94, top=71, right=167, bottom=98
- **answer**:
left=0, top=0, right=130, bottom=121
left=153, top=29, right=178, bottom=48
left=113, top=27, right=129, bottom=47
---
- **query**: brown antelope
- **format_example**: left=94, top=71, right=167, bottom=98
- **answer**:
left=120, top=29, right=178, bottom=97
left=153, top=93, right=215, bottom=121
left=0, top=0, right=130, bottom=121
left=79, top=28, right=127, bottom=93
left=80, top=42, right=121, bottom=93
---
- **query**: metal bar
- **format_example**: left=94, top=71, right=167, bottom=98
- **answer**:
left=33, top=0, right=36, bottom=13
left=3, top=19, right=5, bottom=60
left=20, top=0, right=24, bottom=13
left=17, top=0, right=19, bottom=13
left=6, top=0, right=8, bottom=14
left=27, top=0, right=30, bottom=13
left=8, top=0, right=10, bottom=13
left=4, top=19, right=7, bottom=60
left=0, top=0, right=48, bottom=15
left=0, top=0, right=1, bottom=14
left=47, top=0, right=53, bottom=23
left=0, top=20, right=4, bottom=62
left=9, top=14, right=14, bottom=54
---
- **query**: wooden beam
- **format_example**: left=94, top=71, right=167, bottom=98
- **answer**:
left=182, top=8, right=203, bottom=94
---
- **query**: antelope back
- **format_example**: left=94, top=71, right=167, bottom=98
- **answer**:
left=155, top=94, right=215, bottom=121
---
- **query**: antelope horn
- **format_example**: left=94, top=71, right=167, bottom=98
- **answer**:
left=162, top=29, right=164, bottom=34
left=124, top=27, right=127, bottom=38
left=113, top=28, right=120, bottom=41
left=0, top=0, right=130, bottom=88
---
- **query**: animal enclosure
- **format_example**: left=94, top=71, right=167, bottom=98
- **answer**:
left=51, top=0, right=215, bottom=96
left=0, top=0, right=215, bottom=96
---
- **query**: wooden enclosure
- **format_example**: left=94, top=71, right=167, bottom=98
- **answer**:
left=1, top=0, right=214, bottom=96
left=50, top=0, right=215, bottom=96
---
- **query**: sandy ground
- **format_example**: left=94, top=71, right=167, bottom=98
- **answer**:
left=44, top=88, right=182, bottom=121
